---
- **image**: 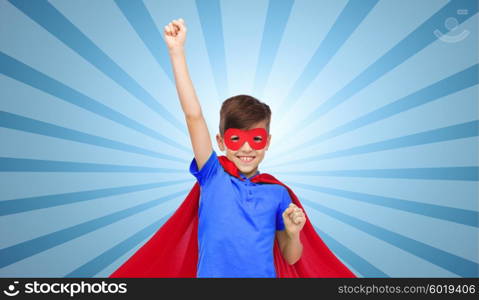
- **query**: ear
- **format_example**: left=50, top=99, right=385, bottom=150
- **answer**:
left=265, top=134, right=272, bottom=151
left=216, top=133, right=226, bottom=152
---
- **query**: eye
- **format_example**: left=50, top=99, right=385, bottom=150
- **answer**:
left=253, top=136, right=263, bottom=142
left=231, top=136, right=239, bottom=141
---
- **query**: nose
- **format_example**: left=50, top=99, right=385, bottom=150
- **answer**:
left=240, top=141, right=253, bottom=151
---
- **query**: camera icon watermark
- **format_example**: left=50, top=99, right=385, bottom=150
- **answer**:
left=434, top=9, right=470, bottom=43
left=3, top=281, right=20, bottom=297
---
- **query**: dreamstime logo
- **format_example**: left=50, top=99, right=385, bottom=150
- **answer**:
left=434, top=9, right=470, bottom=43
left=3, top=281, right=20, bottom=297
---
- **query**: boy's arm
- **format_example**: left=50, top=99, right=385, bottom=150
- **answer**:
left=276, top=203, right=306, bottom=265
left=276, top=230, right=303, bottom=265
left=164, top=19, right=212, bottom=170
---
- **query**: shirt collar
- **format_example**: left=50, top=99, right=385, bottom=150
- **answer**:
left=239, top=170, right=260, bottom=180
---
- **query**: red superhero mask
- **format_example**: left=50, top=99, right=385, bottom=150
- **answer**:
left=224, top=128, right=268, bottom=150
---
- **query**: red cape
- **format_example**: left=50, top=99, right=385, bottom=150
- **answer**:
left=110, top=156, right=356, bottom=278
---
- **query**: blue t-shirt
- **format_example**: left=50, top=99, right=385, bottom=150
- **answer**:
left=189, top=150, right=292, bottom=278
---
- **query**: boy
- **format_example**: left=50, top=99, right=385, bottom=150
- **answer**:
left=165, top=19, right=305, bottom=277
left=110, top=19, right=356, bottom=278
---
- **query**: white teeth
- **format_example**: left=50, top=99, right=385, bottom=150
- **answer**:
left=239, top=156, right=253, bottom=162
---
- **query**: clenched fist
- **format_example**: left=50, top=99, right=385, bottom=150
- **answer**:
left=282, top=203, right=306, bottom=236
left=163, top=18, right=187, bottom=50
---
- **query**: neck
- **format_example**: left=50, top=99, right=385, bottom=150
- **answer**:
left=241, top=169, right=258, bottom=179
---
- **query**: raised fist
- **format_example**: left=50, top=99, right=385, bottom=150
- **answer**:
left=282, top=203, right=306, bottom=236
left=163, top=18, right=187, bottom=50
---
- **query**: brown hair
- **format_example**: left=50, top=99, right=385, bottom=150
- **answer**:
left=219, top=95, right=271, bottom=136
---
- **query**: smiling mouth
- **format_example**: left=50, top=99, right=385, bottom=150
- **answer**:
left=237, top=156, right=255, bottom=163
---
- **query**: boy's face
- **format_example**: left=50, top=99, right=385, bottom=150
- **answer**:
left=216, top=120, right=271, bottom=178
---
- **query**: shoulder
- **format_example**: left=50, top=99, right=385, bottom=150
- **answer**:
left=258, top=182, right=289, bottom=196
left=189, top=150, right=224, bottom=186
left=259, top=180, right=294, bottom=202
left=272, top=183, right=288, bottom=193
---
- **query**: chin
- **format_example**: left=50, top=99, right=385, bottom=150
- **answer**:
left=238, top=161, right=260, bottom=174
left=238, top=165, right=255, bottom=173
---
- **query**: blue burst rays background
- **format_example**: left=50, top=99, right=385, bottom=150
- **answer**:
left=0, top=0, right=477, bottom=278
